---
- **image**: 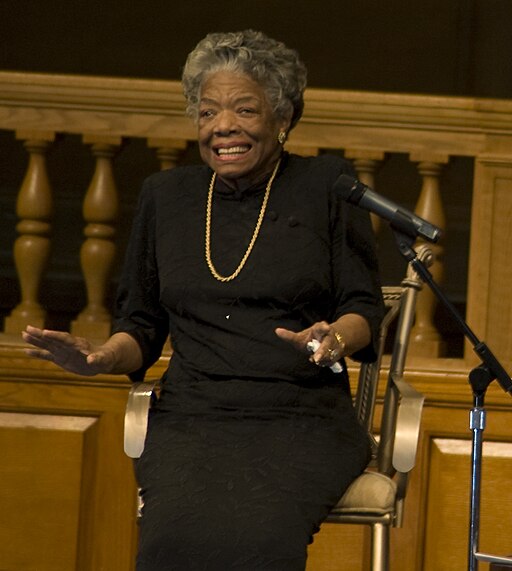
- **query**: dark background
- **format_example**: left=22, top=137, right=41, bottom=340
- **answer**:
left=1, top=0, right=511, bottom=98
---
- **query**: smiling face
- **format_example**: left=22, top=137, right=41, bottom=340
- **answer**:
left=197, top=70, right=291, bottom=188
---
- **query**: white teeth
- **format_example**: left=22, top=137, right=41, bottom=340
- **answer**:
left=217, top=146, right=249, bottom=155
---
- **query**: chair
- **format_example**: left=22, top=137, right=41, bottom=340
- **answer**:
left=325, top=246, right=429, bottom=571
left=124, top=246, right=430, bottom=571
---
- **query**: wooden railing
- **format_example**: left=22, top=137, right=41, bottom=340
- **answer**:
left=2, top=70, right=512, bottom=368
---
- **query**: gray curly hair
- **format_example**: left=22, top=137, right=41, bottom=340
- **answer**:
left=182, top=30, right=307, bottom=131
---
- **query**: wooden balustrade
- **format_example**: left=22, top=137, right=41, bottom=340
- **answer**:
left=1, top=71, right=512, bottom=366
left=2, top=70, right=512, bottom=571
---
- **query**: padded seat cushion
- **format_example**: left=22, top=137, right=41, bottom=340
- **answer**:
left=332, top=470, right=397, bottom=515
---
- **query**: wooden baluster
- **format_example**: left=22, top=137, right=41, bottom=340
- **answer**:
left=408, top=154, right=449, bottom=357
left=147, top=138, right=187, bottom=170
left=4, top=132, right=55, bottom=334
left=71, top=136, right=120, bottom=342
left=345, top=149, right=385, bottom=233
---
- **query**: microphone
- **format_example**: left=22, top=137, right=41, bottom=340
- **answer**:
left=334, top=174, right=442, bottom=243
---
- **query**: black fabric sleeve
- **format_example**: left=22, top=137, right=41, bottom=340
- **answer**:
left=330, top=166, right=384, bottom=363
left=111, top=176, right=169, bottom=381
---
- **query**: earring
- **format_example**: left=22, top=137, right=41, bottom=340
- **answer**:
left=277, top=131, right=287, bottom=145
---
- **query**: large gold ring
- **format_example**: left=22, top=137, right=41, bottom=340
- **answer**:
left=334, top=332, right=346, bottom=353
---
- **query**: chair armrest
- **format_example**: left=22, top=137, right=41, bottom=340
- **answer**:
left=391, top=373, right=425, bottom=473
left=123, top=380, right=158, bottom=459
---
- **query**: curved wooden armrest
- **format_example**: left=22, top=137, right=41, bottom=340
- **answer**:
left=391, top=373, right=425, bottom=473
left=124, top=380, right=158, bottom=459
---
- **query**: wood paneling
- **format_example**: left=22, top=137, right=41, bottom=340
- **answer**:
left=424, top=437, right=512, bottom=571
left=466, top=158, right=512, bottom=371
left=307, top=524, right=367, bottom=571
left=1, top=350, right=512, bottom=570
left=0, top=413, right=97, bottom=570
left=0, top=353, right=140, bottom=571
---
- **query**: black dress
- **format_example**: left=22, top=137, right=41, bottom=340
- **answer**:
left=113, top=152, right=384, bottom=570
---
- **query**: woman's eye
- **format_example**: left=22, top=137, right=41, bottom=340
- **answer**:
left=199, top=109, right=214, bottom=118
left=239, top=108, right=256, bottom=115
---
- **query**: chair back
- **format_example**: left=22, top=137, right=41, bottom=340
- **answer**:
left=352, top=245, right=432, bottom=474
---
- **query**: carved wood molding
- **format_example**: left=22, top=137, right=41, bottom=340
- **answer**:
left=1, top=71, right=512, bottom=155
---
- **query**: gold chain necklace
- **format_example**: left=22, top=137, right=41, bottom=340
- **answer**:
left=205, top=158, right=281, bottom=282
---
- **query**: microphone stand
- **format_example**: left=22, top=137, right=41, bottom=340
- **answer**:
left=392, top=229, right=512, bottom=571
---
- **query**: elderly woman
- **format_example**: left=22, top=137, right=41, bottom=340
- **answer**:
left=23, top=30, right=383, bottom=570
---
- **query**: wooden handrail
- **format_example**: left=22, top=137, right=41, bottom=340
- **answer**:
left=2, top=71, right=512, bottom=144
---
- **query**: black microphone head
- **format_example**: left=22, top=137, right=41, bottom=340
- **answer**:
left=334, top=173, right=442, bottom=243
left=334, top=174, right=366, bottom=205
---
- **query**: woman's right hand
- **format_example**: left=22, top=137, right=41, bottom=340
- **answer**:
left=21, top=325, right=116, bottom=376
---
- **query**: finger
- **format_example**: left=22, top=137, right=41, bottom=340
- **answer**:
left=309, top=354, right=330, bottom=368
left=38, top=329, right=78, bottom=346
left=22, top=333, right=65, bottom=354
left=22, top=331, right=52, bottom=350
left=25, top=325, right=43, bottom=336
left=307, top=340, right=326, bottom=366
left=25, top=325, right=75, bottom=346
left=275, top=327, right=303, bottom=346
left=276, top=328, right=314, bottom=354
left=327, top=347, right=339, bottom=361
left=86, top=352, right=106, bottom=370
left=311, top=339, right=338, bottom=366
left=274, top=327, right=297, bottom=342
left=23, top=327, right=45, bottom=345
left=25, top=328, right=88, bottom=355
left=24, top=348, right=54, bottom=361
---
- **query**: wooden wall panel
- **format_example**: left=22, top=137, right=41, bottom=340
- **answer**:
left=466, top=158, right=512, bottom=371
left=424, top=437, right=512, bottom=571
left=0, top=412, right=98, bottom=571
left=1, top=358, right=512, bottom=570
left=0, top=367, right=140, bottom=571
left=307, top=523, right=367, bottom=571
left=424, top=438, right=473, bottom=569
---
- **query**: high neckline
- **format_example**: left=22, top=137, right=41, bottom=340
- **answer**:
left=212, top=152, right=288, bottom=199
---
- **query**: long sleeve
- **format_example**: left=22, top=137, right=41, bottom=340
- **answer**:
left=330, top=192, right=384, bottom=362
left=112, top=175, right=169, bottom=381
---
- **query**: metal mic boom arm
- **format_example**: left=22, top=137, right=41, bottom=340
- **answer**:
left=394, top=230, right=512, bottom=395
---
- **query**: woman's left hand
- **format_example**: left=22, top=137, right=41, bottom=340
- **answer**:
left=275, top=321, right=345, bottom=368
left=275, top=313, right=371, bottom=368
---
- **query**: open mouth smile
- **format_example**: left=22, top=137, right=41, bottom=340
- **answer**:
left=215, top=145, right=251, bottom=158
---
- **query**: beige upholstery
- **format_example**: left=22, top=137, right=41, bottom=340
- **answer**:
left=124, top=246, right=430, bottom=571
left=338, top=471, right=397, bottom=514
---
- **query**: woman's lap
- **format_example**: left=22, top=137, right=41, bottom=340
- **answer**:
left=135, top=383, right=370, bottom=570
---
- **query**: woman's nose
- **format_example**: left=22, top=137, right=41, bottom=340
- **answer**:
left=213, top=110, right=239, bottom=135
